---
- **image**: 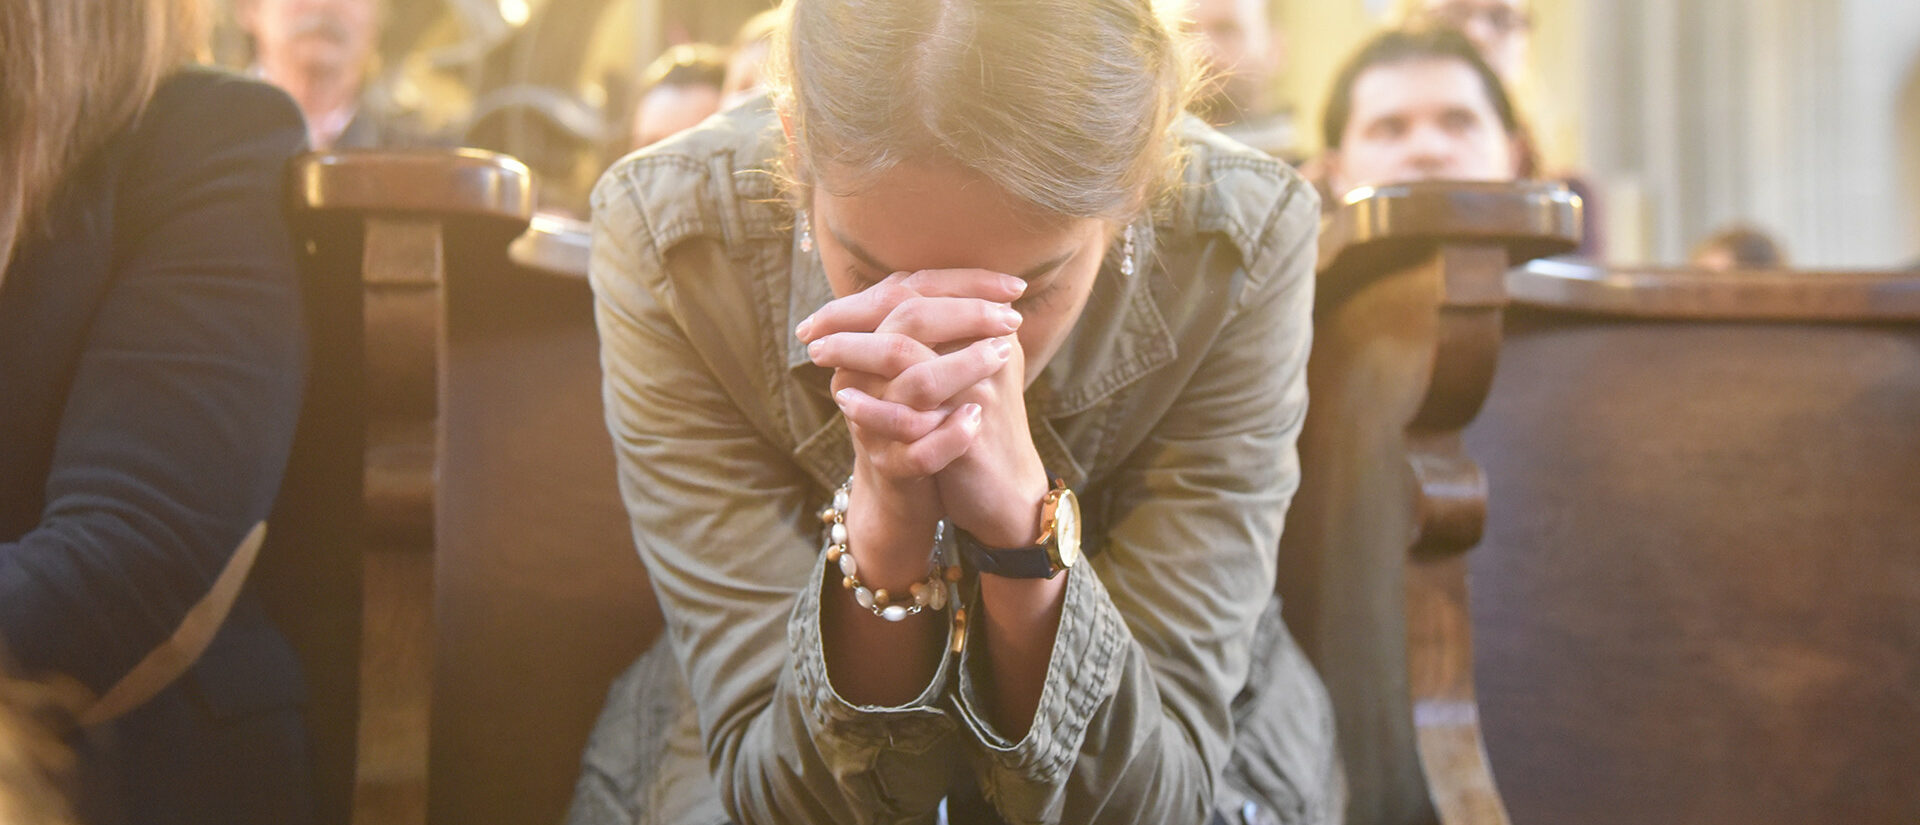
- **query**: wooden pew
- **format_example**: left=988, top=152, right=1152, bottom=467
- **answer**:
left=431, top=209, right=657, bottom=825
left=273, top=166, right=1595, bottom=824
left=1281, top=182, right=1582, bottom=825
left=263, top=150, right=534, bottom=825
left=1464, top=260, right=1920, bottom=825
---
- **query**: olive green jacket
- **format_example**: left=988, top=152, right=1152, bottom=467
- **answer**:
left=576, top=100, right=1340, bottom=825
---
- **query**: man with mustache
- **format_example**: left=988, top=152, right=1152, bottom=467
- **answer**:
left=238, top=0, right=432, bottom=150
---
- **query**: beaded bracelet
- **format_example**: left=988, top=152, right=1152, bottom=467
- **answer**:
left=819, top=478, right=963, bottom=622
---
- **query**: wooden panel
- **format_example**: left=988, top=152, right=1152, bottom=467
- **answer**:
left=1465, top=305, right=1920, bottom=825
left=1510, top=259, right=1920, bottom=320
left=352, top=219, right=446, bottom=825
left=429, top=244, right=659, bottom=825
left=1283, top=182, right=1578, bottom=825
left=279, top=151, right=533, bottom=825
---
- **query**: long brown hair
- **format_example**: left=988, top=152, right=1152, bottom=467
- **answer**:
left=770, top=0, right=1199, bottom=222
left=0, top=0, right=206, bottom=277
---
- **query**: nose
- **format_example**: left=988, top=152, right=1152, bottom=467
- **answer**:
left=1401, top=123, right=1460, bottom=177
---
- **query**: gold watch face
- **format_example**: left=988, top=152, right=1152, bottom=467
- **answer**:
left=1050, top=489, right=1082, bottom=569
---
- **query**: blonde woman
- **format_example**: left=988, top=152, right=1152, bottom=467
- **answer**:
left=1, top=1, right=312, bottom=822
left=570, top=1, right=1339, bottom=823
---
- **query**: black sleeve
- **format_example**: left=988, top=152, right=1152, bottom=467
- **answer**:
left=0, top=73, right=310, bottom=693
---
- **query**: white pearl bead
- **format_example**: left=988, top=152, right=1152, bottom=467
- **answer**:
left=829, top=522, right=848, bottom=546
left=880, top=605, right=909, bottom=622
left=833, top=489, right=849, bottom=513
left=839, top=553, right=858, bottom=577
left=855, top=587, right=875, bottom=609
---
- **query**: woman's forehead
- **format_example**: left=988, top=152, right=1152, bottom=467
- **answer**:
left=815, top=161, right=1096, bottom=276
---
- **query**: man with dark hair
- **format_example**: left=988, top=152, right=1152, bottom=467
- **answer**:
left=628, top=44, right=729, bottom=151
left=1319, top=27, right=1523, bottom=201
left=1691, top=225, right=1788, bottom=271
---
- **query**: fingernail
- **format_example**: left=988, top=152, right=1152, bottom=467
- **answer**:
left=835, top=388, right=856, bottom=406
left=996, top=306, right=1022, bottom=329
left=987, top=338, right=1012, bottom=360
left=796, top=318, right=814, bottom=340
left=807, top=339, right=824, bottom=361
left=1001, top=274, right=1028, bottom=295
left=962, top=403, right=983, bottom=427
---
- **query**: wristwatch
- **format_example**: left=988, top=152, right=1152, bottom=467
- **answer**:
left=956, top=477, right=1081, bottom=579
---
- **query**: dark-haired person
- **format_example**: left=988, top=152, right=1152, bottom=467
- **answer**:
left=1320, top=27, right=1522, bottom=202
left=628, top=44, right=729, bottom=151
left=1690, top=224, right=1788, bottom=271
left=566, top=0, right=1340, bottom=823
left=2, top=0, right=313, bottom=822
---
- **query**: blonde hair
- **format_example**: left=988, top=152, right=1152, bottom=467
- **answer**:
left=770, top=0, right=1199, bottom=222
left=0, top=0, right=206, bottom=274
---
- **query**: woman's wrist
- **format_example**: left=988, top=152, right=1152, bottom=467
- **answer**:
left=845, top=465, right=944, bottom=591
left=943, top=453, right=1050, bottom=550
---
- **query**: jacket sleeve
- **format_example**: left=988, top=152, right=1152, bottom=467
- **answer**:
left=0, top=75, right=308, bottom=694
left=948, top=176, right=1320, bottom=825
left=589, top=159, right=961, bottom=825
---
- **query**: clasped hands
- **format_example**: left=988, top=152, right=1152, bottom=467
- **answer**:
left=797, top=269, right=1051, bottom=587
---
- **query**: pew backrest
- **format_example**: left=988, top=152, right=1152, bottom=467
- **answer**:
left=1465, top=260, right=1920, bottom=825
left=1285, top=181, right=1582, bottom=825
left=264, top=149, right=533, bottom=825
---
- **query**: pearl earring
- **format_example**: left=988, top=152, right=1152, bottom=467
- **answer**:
left=800, top=210, right=814, bottom=254
left=1120, top=224, right=1137, bottom=277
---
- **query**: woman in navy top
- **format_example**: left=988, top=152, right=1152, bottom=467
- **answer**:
left=1, top=1, right=313, bottom=821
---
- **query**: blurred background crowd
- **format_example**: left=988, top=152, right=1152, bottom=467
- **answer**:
left=205, top=0, right=1920, bottom=270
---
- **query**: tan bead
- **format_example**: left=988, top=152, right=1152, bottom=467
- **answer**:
left=819, top=508, right=837, bottom=525
left=842, top=576, right=855, bottom=590
left=873, top=588, right=889, bottom=607
left=928, top=580, right=948, bottom=611
left=953, top=607, right=967, bottom=623
left=945, top=566, right=963, bottom=583
left=826, top=545, right=843, bottom=563
left=909, top=582, right=926, bottom=597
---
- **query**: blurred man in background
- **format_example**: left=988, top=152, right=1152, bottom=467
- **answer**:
left=628, top=44, right=728, bottom=151
left=721, top=7, right=784, bottom=108
left=1690, top=224, right=1788, bottom=271
left=1404, top=0, right=1531, bottom=87
left=238, top=0, right=438, bottom=149
left=1319, top=27, right=1522, bottom=201
left=1171, top=0, right=1298, bottom=159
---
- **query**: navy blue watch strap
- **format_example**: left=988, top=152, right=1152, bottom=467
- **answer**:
left=955, top=529, right=1059, bottom=579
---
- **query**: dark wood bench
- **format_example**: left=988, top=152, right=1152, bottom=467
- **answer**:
left=278, top=155, right=661, bottom=825
left=432, top=208, right=656, bottom=825
left=267, top=149, right=540, bottom=825
left=1281, top=181, right=1582, bottom=825
left=1464, top=260, right=1920, bottom=825
left=275, top=167, right=1597, bottom=824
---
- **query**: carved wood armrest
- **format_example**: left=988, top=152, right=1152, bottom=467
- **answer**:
left=1286, top=181, right=1577, bottom=825
left=287, top=149, right=532, bottom=825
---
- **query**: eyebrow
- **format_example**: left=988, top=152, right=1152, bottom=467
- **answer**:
left=830, top=224, right=1076, bottom=283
